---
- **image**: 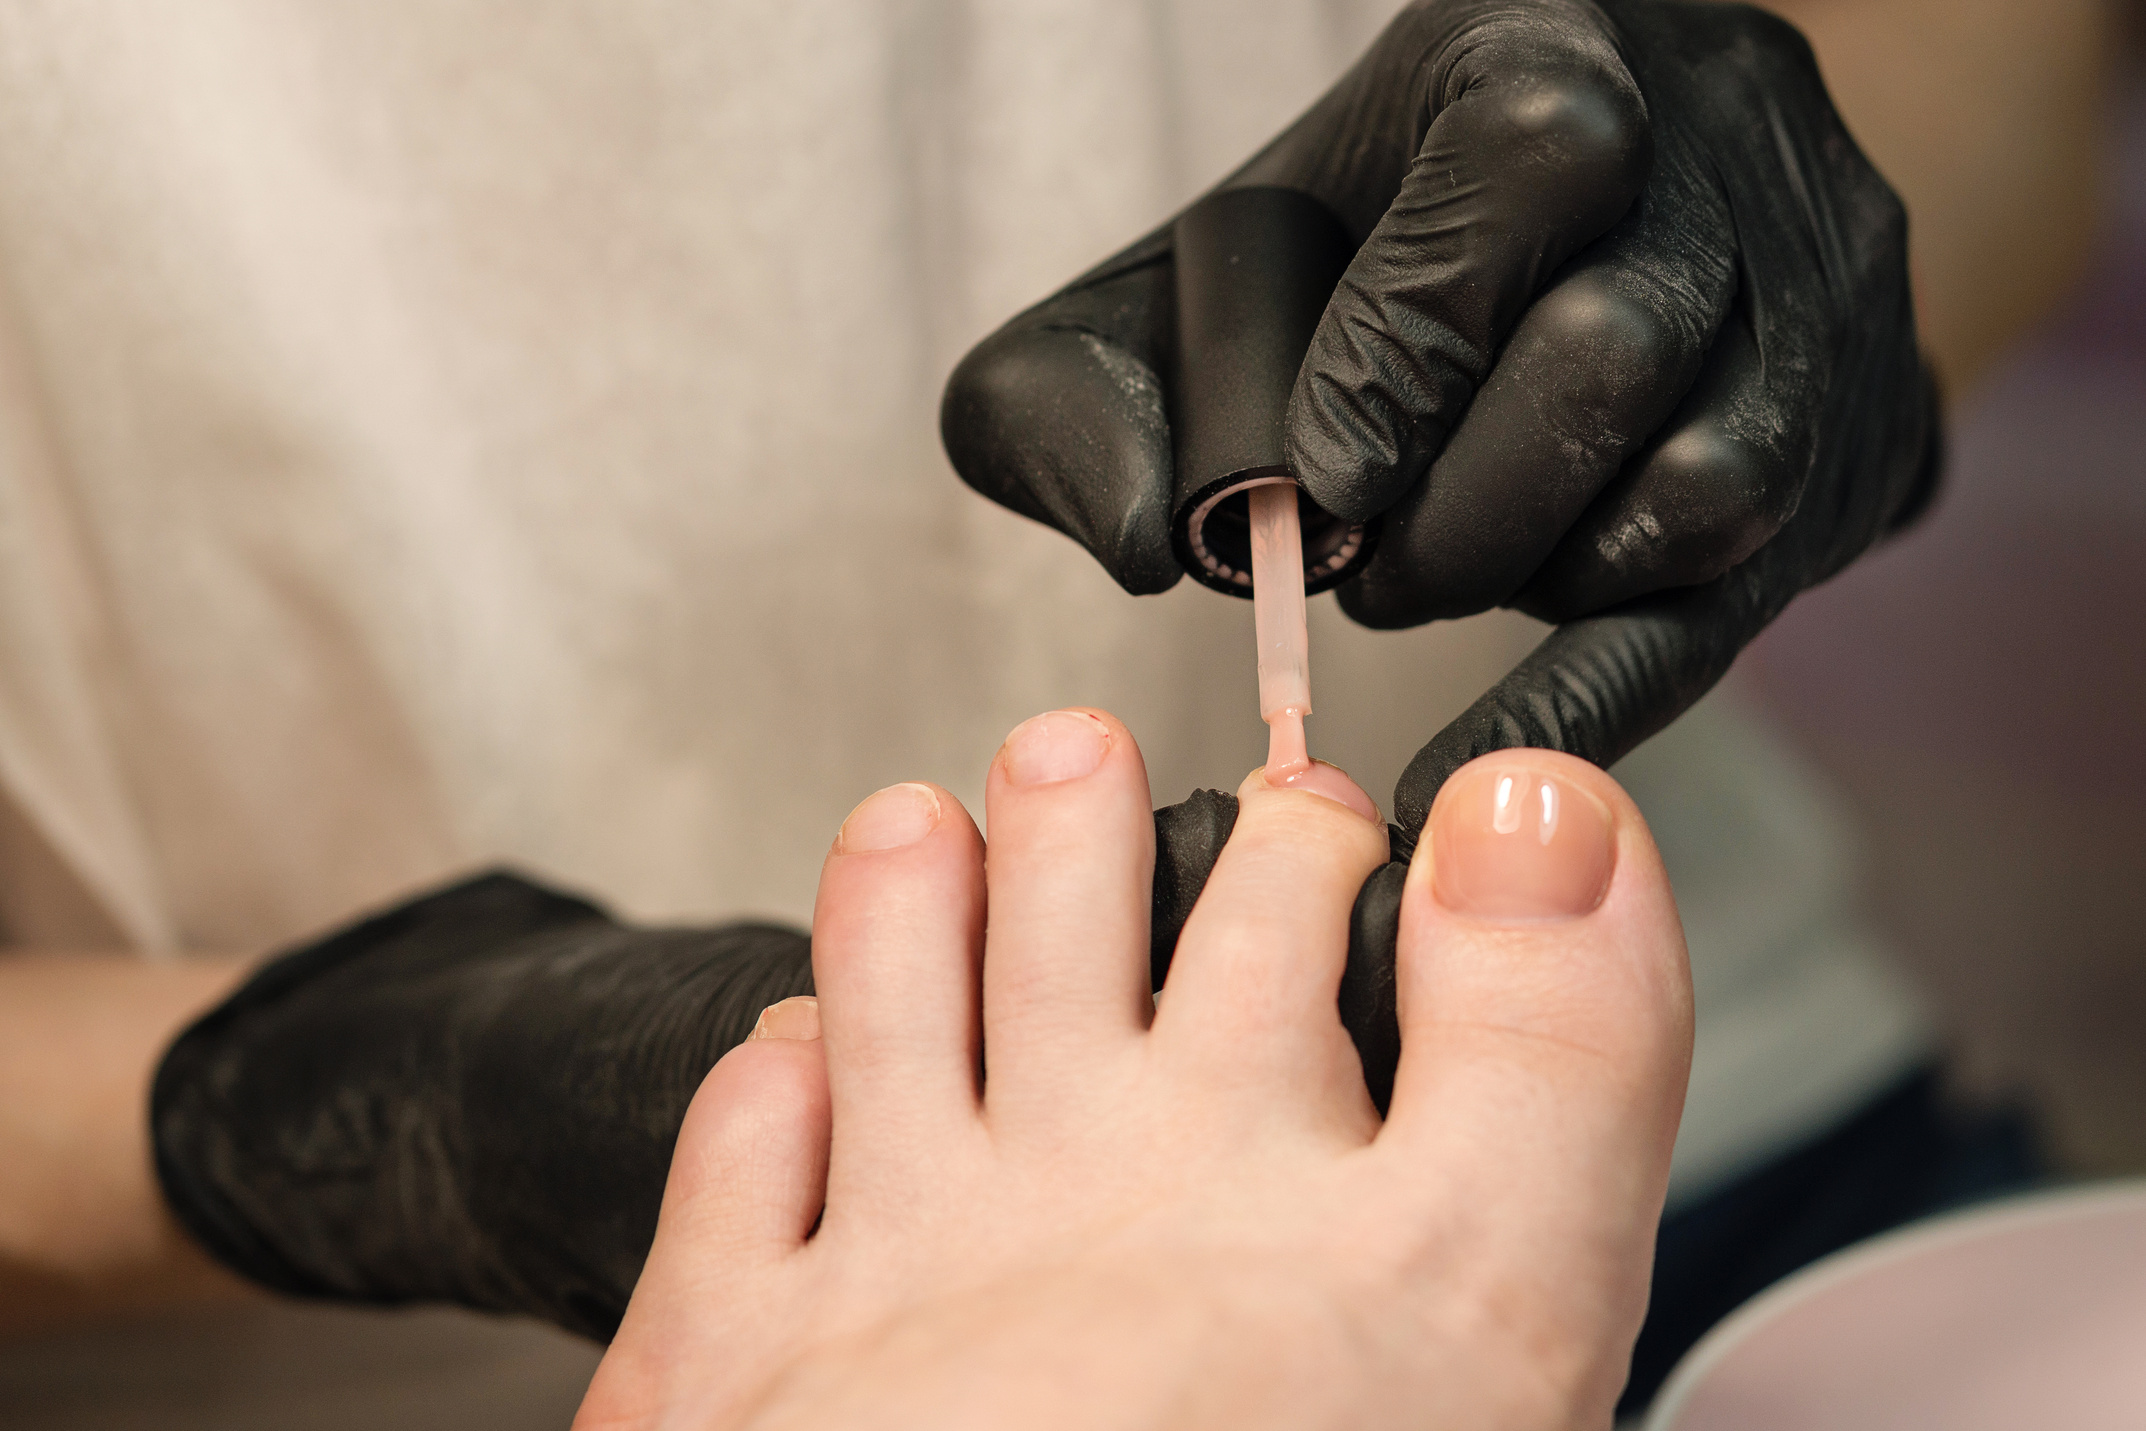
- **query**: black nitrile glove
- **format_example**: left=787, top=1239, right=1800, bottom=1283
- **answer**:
left=964, top=0, right=1941, bottom=1093
left=151, top=871, right=814, bottom=1342
left=947, top=0, right=1941, bottom=813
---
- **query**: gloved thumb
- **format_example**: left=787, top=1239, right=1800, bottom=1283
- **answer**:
left=941, top=230, right=1183, bottom=595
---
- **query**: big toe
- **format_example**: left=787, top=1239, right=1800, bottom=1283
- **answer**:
left=1384, top=751, right=1692, bottom=1241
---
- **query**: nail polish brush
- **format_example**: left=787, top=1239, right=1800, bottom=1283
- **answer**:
left=1166, top=186, right=1376, bottom=774
left=1248, top=480, right=1311, bottom=779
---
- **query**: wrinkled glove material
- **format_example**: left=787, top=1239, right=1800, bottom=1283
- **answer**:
left=152, top=870, right=814, bottom=1341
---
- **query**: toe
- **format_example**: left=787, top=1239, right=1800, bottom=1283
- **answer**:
left=584, top=1010, right=829, bottom=1431
left=980, top=709, right=1157, bottom=1119
left=657, top=1010, right=832, bottom=1263
left=1377, top=752, right=1691, bottom=1390
left=1155, top=761, right=1388, bottom=1127
left=811, top=782, right=988, bottom=1171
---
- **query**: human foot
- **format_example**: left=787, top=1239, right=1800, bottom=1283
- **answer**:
left=577, top=713, right=1691, bottom=1430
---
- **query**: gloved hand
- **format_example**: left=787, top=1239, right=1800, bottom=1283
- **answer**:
left=151, top=871, right=814, bottom=1341
left=945, top=0, right=1941, bottom=813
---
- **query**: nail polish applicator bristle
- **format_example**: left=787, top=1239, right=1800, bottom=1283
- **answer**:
left=1248, top=481, right=1311, bottom=779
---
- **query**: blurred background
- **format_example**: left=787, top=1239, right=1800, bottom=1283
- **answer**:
left=1746, top=70, right=2146, bottom=1177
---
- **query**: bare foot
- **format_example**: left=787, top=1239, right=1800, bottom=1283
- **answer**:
left=577, top=710, right=1691, bottom=1430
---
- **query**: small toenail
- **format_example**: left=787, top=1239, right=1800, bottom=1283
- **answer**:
left=836, top=783, right=941, bottom=854
left=1000, top=710, right=1110, bottom=786
left=749, top=996, right=822, bottom=1041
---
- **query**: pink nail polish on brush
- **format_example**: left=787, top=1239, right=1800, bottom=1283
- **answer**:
left=1245, top=485, right=1380, bottom=824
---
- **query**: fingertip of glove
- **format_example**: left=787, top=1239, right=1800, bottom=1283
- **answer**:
left=1114, top=533, right=1185, bottom=595
left=1340, top=859, right=1408, bottom=1114
left=1150, top=790, right=1239, bottom=987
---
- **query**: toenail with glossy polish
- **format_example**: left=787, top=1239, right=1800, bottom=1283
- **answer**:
left=836, top=782, right=941, bottom=853
left=1001, top=710, right=1110, bottom=786
left=1262, top=759, right=1381, bottom=824
left=1431, top=763, right=1614, bottom=920
left=749, top=996, right=822, bottom=1041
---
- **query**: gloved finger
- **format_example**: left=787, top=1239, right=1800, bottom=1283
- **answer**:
left=1388, top=571, right=1786, bottom=841
left=1148, top=789, right=1238, bottom=991
left=940, top=229, right=1182, bottom=594
left=1883, top=362, right=1948, bottom=539
left=1339, top=860, right=1407, bottom=1114
left=1286, top=2, right=1651, bottom=524
left=1512, top=309, right=1809, bottom=622
left=1334, top=185, right=1739, bottom=629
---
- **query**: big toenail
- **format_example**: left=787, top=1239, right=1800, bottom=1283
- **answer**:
left=1431, top=763, right=1614, bottom=920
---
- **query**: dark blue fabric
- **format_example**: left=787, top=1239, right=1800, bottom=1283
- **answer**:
left=1620, top=1066, right=2043, bottom=1415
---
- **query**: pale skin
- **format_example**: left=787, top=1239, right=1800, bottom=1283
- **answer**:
left=0, top=0, right=2117, bottom=1335
left=1773, top=0, right=2114, bottom=393
left=0, top=955, right=254, bottom=1334
left=573, top=709, right=1694, bottom=1431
